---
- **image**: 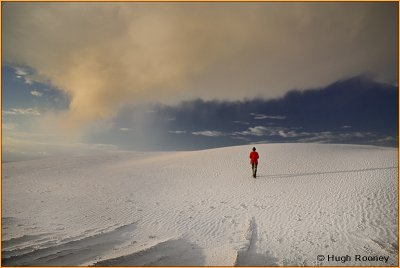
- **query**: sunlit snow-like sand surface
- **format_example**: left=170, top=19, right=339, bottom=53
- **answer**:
left=2, top=143, right=398, bottom=266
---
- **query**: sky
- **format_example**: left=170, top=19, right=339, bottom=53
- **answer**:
left=2, top=2, right=398, bottom=161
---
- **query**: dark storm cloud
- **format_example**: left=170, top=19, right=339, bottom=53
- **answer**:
left=148, top=76, right=398, bottom=149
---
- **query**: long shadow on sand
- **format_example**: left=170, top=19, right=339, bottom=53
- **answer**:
left=234, top=217, right=279, bottom=266
left=257, top=166, right=398, bottom=179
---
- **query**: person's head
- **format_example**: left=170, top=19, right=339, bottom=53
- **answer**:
left=252, top=147, right=256, bottom=151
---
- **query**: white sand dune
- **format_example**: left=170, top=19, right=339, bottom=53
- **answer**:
left=2, top=143, right=398, bottom=266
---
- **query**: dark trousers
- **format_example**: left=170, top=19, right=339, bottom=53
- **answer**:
left=251, top=162, right=258, bottom=177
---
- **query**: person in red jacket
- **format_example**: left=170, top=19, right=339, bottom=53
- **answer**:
left=249, top=147, right=259, bottom=178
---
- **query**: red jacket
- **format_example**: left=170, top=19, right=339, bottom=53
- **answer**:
left=250, top=151, right=259, bottom=164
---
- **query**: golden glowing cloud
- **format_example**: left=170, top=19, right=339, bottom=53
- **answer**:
left=3, top=2, right=397, bottom=131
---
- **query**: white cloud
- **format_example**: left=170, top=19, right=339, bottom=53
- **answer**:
left=246, top=126, right=270, bottom=136
left=24, top=77, right=33, bottom=85
left=192, top=130, right=224, bottom=137
left=235, top=126, right=289, bottom=137
left=375, top=136, right=397, bottom=143
left=14, top=67, right=28, bottom=76
left=296, top=131, right=377, bottom=143
left=341, top=125, right=352, bottom=129
left=168, top=130, right=186, bottom=134
left=339, top=132, right=374, bottom=138
left=250, top=113, right=286, bottom=120
left=3, top=108, right=41, bottom=116
left=296, top=132, right=334, bottom=143
left=30, top=90, right=43, bottom=97
left=234, top=126, right=337, bottom=139
left=278, top=130, right=302, bottom=138
left=13, top=66, right=34, bottom=84
left=234, top=126, right=267, bottom=136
